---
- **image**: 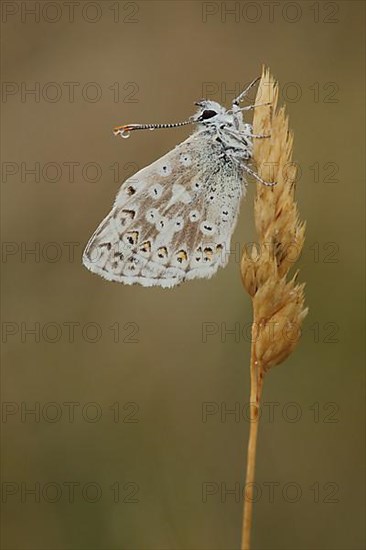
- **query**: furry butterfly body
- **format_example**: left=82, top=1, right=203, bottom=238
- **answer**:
left=83, top=85, right=270, bottom=288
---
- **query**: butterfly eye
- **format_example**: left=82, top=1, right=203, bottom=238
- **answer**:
left=199, top=109, right=217, bottom=121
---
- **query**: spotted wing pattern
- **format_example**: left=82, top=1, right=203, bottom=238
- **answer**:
left=83, top=133, right=245, bottom=288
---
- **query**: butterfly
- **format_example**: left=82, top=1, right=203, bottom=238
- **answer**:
left=82, top=77, right=274, bottom=288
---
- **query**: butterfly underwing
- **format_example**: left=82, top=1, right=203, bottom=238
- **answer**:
left=82, top=80, right=272, bottom=288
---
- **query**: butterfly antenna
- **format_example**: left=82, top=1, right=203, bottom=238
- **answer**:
left=113, top=120, right=192, bottom=138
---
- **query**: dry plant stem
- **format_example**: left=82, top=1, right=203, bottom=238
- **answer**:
left=241, top=342, right=263, bottom=550
left=240, top=66, right=307, bottom=550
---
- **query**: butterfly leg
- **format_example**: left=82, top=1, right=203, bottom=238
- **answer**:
left=232, top=77, right=261, bottom=105
left=244, top=132, right=271, bottom=139
left=238, top=102, right=272, bottom=112
left=241, top=164, right=277, bottom=187
left=238, top=123, right=270, bottom=139
left=227, top=151, right=276, bottom=187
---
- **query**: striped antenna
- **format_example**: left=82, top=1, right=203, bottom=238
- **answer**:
left=113, top=120, right=192, bottom=139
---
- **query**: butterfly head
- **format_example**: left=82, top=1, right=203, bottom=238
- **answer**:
left=192, top=100, right=237, bottom=130
left=193, top=100, right=226, bottom=122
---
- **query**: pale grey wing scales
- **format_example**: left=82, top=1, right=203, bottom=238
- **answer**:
left=82, top=147, right=181, bottom=286
left=83, top=134, right=244, bottom=288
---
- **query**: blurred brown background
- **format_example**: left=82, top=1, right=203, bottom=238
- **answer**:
left=1, top=1, right=365, bottom=549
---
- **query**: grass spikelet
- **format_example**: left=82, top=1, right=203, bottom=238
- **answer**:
left=240, top=67, right=308, bottom=550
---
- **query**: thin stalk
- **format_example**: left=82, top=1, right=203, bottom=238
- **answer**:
left=241, top=336, right=264, bottom=550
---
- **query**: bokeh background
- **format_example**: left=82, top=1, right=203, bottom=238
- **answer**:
left=1, top=1, right=365, bottom=549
